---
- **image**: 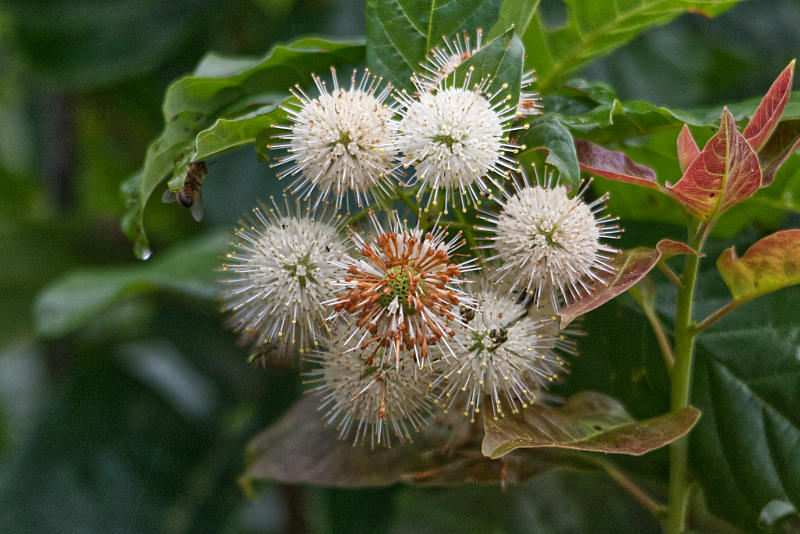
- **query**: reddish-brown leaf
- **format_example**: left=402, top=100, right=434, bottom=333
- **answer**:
left=558, top=240, right=697, bottom=327
left=758, top=119, right=800, bottom=187
left=743, top=60, right=796, bottom=152
left=559, top=247, right=659, bottom=327
left=575, top=139, right=660, bottom=190
left=482, top=392, right=701, bottom=459
left=241, top=395, right=574, bottom=487
left=677, top=124, right=700, bottom=173
left=668, top=108, right=762, bottom=221
left=656, top=238, right=700, bottom=259
left=717, top=229, right=800, bottom=303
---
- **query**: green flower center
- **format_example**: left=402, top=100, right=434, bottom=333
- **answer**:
left=282, top=253, right=317, bottom=288
left=432, top=133, right=462, bottom=150
left=377, top=265, right=419, bottom=314
left=530, top=224, right=562, bottom=249
left=337, top=130, right=352, bottom=146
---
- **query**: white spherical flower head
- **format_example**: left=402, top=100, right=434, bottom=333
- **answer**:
left=430, top=283, right=569, bottom=422
left=306, top=339, right=433, bottom=448
left=271, top=68, right=398, bottom=210
left=220, top=197, right=349, bottom=363
left=395, top=72, right=522, bottom=212
left=482, top=169, right=621, bottom=306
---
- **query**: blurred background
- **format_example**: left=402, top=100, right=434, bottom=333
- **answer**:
left=0, top=0, right=797, bottom=532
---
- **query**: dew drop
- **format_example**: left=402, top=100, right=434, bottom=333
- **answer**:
left=135, top=241, right=152, bottom=261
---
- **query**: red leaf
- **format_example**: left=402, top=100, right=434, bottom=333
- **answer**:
left=558, top=240, right=697, bottom=327
left=575, top=139, right=660, bottom=190
left=677, top=124, right=700, bottom=173
left=743, top=60, right=795, bottom=152
left=668, top=108, right=761, bottom=221
left=758, top=119, right=800, bottom=187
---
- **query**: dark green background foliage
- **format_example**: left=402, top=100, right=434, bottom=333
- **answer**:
left=1, top=0, right=799, bottom=532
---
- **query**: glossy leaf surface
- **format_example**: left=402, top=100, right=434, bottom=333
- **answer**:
left=452, top=29, right=525, bottom=104
left=575, top=139, right=660, bottom=190
left=558, top=240, right=695, bottom=328
left=691, top=286, right=800, bottom=529
left=522, top=115, right=580, bottom=187
left=482, top=392, right=700, bottom=459
left=365, top=0, right=503, bottom=90
left=122, top=38, right=364, bottom=259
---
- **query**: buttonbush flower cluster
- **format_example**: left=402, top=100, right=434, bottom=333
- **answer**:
left=220, top=32, right=621, bottom=447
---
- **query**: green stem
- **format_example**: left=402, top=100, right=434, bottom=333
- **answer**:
left=453, top=207, right=479, bottom=254
left=346, top=208, right=372, bottom=226
left=695, top=299, right=742, bottom=334
left=395, top=185, right=419, bottom=216
left=596, top=458, right=667, bottom=517
left=666, top=223, right=706, bottom=534
left=658, top=261, right=683, bottom=288
left=642, top=303, right=675, bottom=372
left=628, top=284, right=674, bottom=372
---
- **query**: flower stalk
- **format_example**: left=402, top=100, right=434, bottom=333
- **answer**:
left=666, top=223, right=706, bottom=534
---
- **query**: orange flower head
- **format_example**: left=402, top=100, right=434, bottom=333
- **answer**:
left=330, top=213, right=478, bottom=367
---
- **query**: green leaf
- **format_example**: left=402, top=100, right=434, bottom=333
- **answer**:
left=482, top=391, right=700, bottom=459
left=365, top=0, right=503, bottom=91
left=564, top=293, right=672, bottom=420
left=452, top=29, right=525, bottom=104
left=691, top=286, right=800, bottom=529
left=487, top=0, right=540, bottom=39
left=123, top=38, right=365, bottom=259
left=553, top=89, right=800, bottom=146
left=193, top=105, right=282, bottom=161
left=242, top=395, right=578, bottom=488
left=520, top=114, right=580, bottom=186
left=34, top=233, right=225, bottom=338
left=717, top=229, right=800, bottom=303
left=560, top=98, right=713, bottom=145
left=388, top=469, right=663, bottom=533
left=523, top=0, right=741, bottom=91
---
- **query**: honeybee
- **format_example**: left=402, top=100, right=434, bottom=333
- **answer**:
left=459, top=305, right=475, bottom=323
left=162, top=161, right=208, bottom=222
left=488, top=327, right=508, bottom=349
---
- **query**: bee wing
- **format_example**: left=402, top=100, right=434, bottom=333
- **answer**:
left=161, top=188, right=178, bottom=203
left=190, top=192, right=204, bottom=222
